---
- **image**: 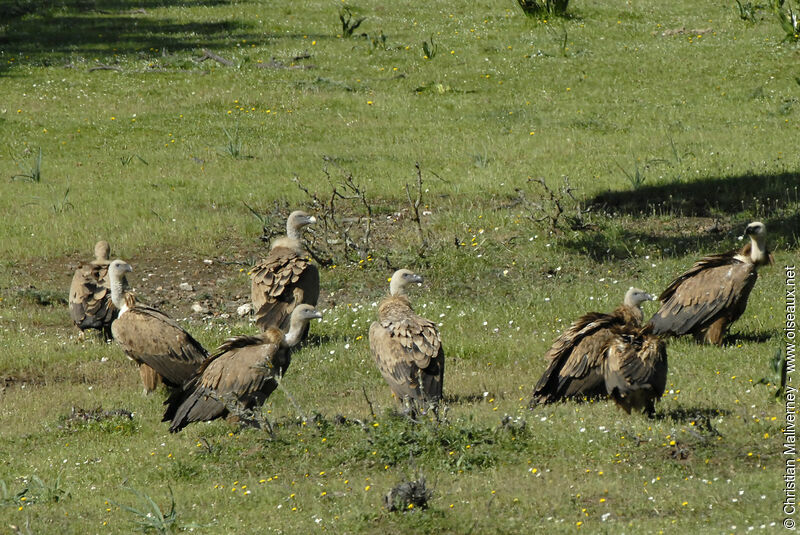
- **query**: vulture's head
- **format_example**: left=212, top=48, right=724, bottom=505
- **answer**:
left=107, top=259, right=133, bottom=283
left=292, top=303, right=323, bottom=323
left=624, top=287, right=654, bottom=308
left=389, top=269, right=423, bottom=296
left=284, top=304, right=323, bottom=347
left=287, top=210, right=317, bottom=233
left=744, top=221, right=766, bottom=238
left=94, top=240, right=111, bottom=261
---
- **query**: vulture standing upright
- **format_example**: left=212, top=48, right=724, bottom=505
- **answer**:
left=649, top=221, right=773, bottom=345
left=250, top=210, right=320, bottom=335
left=163, top=304, right=323, bottom=432
left=369, top=269, right=445, bottom=408
left=107, top=260, right=209, bottom=393
left=69, top=240, right=117, bottom=340
left=532, top=287, right=668, bottom=416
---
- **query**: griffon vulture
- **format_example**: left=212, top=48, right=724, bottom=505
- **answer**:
left=369, top=269, right=445, bottom=408
left=163, top=304, right=323, bottom=432
left=250, top=210, right=320, bottom=335
left=69, top=241, right=117, bottom=340
left=649, top=221, right=773, bottom=345
left=532, top=288, right=667, bottom=416
left=107, top=260, right=208, bottom=393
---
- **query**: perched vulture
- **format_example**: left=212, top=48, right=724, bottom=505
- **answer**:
left=163, top=304, right=323, bottom=432
left=250, top=210, right=320, bottom=335
left=649, top=221, right=773, bottom=345
left=69, top=240, right=117, bottom=340
left=107, top=260, right=209, bottom=393
left=532, top=287, right=667, bottom=416
left=369, top=269, right=445, bottom=408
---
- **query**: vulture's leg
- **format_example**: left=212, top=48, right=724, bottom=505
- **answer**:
left=139, top=364, right=162, bottom=394
left=704, top=317, right=727, bottom=346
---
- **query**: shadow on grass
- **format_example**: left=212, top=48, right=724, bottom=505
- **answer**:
left=0, top=0, right=262, bottom=74
left=443, top=392, right=488, bottom=404
left=564, top=171, right=799, bottom=261
left=657, top=405, right=731, bottom=424
left=590, top=171, right=799, bottom=217
left=725, top=331, right=775, bottom=344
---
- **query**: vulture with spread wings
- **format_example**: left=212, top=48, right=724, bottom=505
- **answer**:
left=532, top=287, right=667, bottom=416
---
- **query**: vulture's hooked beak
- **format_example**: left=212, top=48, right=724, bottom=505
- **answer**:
left=743, top=221, right=765, bottom=237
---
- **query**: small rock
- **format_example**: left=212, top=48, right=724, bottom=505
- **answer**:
left=203, top=259, right=213, bottom=265
left=191, top=303, right=208, bottom=314
left=179, top=282, right=193, bottom=291
left=237, top=303, right=254, bottom=316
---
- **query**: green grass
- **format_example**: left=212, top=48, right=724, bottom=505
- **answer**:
left=0, top=0, right=797, bottom=532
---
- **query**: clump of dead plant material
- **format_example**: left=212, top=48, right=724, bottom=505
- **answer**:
left=515, top=176, right=594, bottom=232
left=292, top=159, right=374, bottom=266
left=383, top=474, right=433, bottom=512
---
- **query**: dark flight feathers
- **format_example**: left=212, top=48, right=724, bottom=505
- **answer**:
left=649, top=249, right=765, bottom=344
left=112, top=304, right=209, bottom=389
left=532, top=304, right=667, bottom=415
left=163, top=329, right=286, bottom=432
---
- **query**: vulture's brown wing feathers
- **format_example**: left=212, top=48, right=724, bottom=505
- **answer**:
left=112, top=306, right=208, bottom=387
left=369, top=297, right=444, bottom=402
left=69, top=262, right=116, bottom=332
left=650, top=254, right=757, bottom=336
left=532, top=312, right=626, bottom=404
left=604, top=329, right=667, bottom=415
left=251, top=247, right=319, bottom=333
left=164, top=331, right=284, bottom=432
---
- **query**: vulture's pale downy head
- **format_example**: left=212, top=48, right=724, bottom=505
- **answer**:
left=108, top=259, right=133, bottom=282
left=744, top=221, right=766, bottom=238
left=624, top=287, right=654, bottom=309
left=389, top=269, right=423, bottom=296
left=94, top=240, right=111, bottom=261
left=292, top=303, right=323, bottom=323
left=107, top=260, right=133, bottom=311
left=741, top=221, right=770, bottom=265
left=286, top=210, right=317, bottom=239
left=284, top=304, right=323, bottom=347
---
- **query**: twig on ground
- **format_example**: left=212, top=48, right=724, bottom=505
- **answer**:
left=198, top=49, right=233, bottom=66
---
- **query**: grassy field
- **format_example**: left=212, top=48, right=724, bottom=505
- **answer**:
left=0, top=0, right=798, bottom=532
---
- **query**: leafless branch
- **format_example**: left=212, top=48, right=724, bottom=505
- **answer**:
left=362, top=385, right=376, bottom=419
left=405, top=163, right=427, bottom=255
left=197, top=49, right=234, bottom=66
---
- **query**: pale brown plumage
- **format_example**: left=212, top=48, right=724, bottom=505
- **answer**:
left=649, top=221, right=773, bottom=345
left=69, top=241, right=117, bottom=340
left=251, top=210, right=319, bottom=334
left=369, top=270, right=444, bottom=405
left=532, top=288, right=666, bottom=415
left=163, top=304, right=322, bottom=432
left=107, top=260, right=208, bottom=392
